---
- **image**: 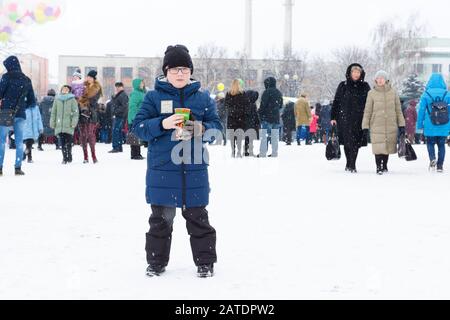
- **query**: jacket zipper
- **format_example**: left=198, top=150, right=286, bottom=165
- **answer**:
left=180, top=89, right=187, bottom=211
left=61, top=100, right=66, bottom=134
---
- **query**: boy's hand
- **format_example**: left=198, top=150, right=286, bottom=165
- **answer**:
left=163, top=114, right=185, bottom=130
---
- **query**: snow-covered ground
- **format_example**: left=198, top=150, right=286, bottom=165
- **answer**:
left=0, top=141, right=449, bottom=300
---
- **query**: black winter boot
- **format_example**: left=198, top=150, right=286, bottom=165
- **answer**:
left=146, top=265, right=166, bottom=277
left=197, top=264, right=214, bottom=278
left=15, top=167, right=25, bottom=176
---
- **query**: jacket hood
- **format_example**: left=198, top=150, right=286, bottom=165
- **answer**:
left=155, top=76, right=201, bottom=96
left=42, top=96, right=55, bottom=102
left=264, top=77, right=277, bottom=89
left=246, top=90, right=259, bottom=103
left=57, top=93, right=76, bottom=102
left=426, top=73, right=447, bottom=90
left=3, top=56, right=22, bottom=73
left=346, top=63, right=366, bottom=82
left=132, top=78, right=144, bottom=92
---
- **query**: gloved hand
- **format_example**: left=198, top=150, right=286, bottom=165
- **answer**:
left=399, top=127, right=406, bottom=136
left=363, top=129, right=369, bottom=139
left=184, top=120, right=205, bottom=138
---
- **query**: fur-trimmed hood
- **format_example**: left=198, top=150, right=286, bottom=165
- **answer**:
left=79, top=80, right=103, bottom=107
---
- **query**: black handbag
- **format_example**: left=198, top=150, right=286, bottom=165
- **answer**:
left=405, top=139, right=418, bottom=162
left=398, top=133, right=407, bottom=158
left=326, top=125, right=341, bottom=161
left=0, top=88, right=27, bottom=127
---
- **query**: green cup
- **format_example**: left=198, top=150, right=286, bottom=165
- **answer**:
left=175, top=108, right=191, bottom=128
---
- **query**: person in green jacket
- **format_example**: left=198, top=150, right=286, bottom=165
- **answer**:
left=50, top=85, right=79, bottom=164
left=128, top=78, right=146, bottom=160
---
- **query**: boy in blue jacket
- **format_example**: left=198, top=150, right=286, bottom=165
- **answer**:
left=132, top=45, right=222, bottom=278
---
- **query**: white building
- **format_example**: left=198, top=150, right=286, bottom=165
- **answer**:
left=415, top=38, right=450, bottom=83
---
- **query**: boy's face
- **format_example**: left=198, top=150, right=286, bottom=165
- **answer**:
left=61, top=87, right=70, bottom=94
left=167, top=67, right=191, bottom=89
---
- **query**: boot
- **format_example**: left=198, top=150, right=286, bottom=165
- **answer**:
left=0, top=167, right=2, bottom=176
left=15, top=167, right=25, bottom=176
left=197, top=264, right=214, bottom=278
left=146, top=265, right=166, bottom=277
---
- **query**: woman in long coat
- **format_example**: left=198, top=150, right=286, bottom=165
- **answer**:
left=362, top=70, right=406, bottom=175
left=332, top=63, right=371, bottom=173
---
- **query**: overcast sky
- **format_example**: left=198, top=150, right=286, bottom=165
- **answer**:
left=15, top=0, right=450, bottom=80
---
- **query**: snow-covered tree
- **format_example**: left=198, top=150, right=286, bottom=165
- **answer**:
left=401, top=73, right=425, bottom=99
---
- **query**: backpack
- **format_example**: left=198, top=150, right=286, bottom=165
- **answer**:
left=426, top=91, right=449, bottom=126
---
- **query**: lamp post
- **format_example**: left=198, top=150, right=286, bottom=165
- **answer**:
left=284, top=73, right=299, bottom=97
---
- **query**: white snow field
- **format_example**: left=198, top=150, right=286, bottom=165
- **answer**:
left=0, top=141, right=449, bottom=300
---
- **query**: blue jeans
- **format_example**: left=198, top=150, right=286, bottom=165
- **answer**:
left=112, top=118, right=124, bottom=151
left=260, top=121, right=280, bottom=157
left=0, top=118, right=25, bottom=169
left=99, top=128, right=110, bottom=143
left=296, top=126, right=310, bottom=143
left=427, top=136, right=446, bottom=167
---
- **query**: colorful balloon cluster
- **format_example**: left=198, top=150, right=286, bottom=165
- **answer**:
left=0, top=0, right=64, bottom=43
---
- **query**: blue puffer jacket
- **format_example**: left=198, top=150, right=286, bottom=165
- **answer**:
left=0, top=56, right=36, bottom=120
left=132, top=77, right=222, bottom=209
left=417, top=73, right=450, bottom=137
left=23, top=105, right=43, bottom=141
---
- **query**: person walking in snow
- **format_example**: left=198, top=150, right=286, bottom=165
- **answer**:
left=50, top=85, right=79, bottom=164
left=0, top=56, right=36, bottom=176
left=132, top=45, right=222, bottom=278
left=22, top=103, right=44, bottom=164
left=225, top=79, right=249, bottom=158
left=310, top=106, right=319, bottom=144
left=404, top=99, right=418, bottom=144
left=39, top=89, right=57, bottom=151
left=362, top=71, right=406, bottom=175
left=319, top=99, right=332, bottom=144
left=417, top=73, right=450, bottom=173
left=331, top=63, right=371, bottom=173
left=258, top=77, right=283, bottom=158
left=128, top=79, right=146, bottom=160
left=78, top=70, right=102, bottom=164
left=295, top=93, right=312, bottom=145
left=244, top=90, right=260, bottom=157
left=109, top=82, right=129, bottom=153
left=281, top=101, right=296, bottom=146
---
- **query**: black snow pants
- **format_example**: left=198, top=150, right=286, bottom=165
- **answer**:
left=146, top=206, right=217, bottom=267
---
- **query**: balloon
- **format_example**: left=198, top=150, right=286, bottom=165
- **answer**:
left=217, top=83, right=225, bottom=92
left=238, top=79, right=245, bottom=88
left=0, top=0, right=66, bottom=44
left=0, top=32, right=10, bottom=43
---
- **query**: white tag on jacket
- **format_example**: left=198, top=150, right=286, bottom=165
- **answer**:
left=161, top=100, right=173, bottom=114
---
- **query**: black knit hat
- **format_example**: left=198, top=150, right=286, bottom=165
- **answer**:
left=47, top=89, right=56, bottom=97
left=162, top=44, right=194, bottom=76
left=87, top=70, right=98, bottom=80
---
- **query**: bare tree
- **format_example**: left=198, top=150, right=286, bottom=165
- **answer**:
left=371, top=14, right=427, bottom=87
left=194, top=43, right=229, bottom=91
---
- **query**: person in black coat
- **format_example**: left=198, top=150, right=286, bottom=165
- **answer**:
left=244, top=90, right=260, bottom=156
left=39, top=89, right=57, bottom=150
left=225, top=80, right=249, bottom=158
left=0, top=56, right=36, bottom=176
left=331, top=63, right=371, bottom=173
left=98, top=102, right=113, bottom=143
left=258, top=77, right=283, bottom=158
left=109, top=82, right=129, bottom=153
left=282, top=101, right=296, bottom=145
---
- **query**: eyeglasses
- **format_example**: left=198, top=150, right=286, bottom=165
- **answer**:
left=167, top=67, right=191, bottom=75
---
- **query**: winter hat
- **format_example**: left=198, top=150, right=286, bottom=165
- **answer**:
left=162, top=44, right=194, bottom=76
left=322, top=99, right=330, bottom=106
left=47, top=89, right=56, bottom=97
left=73, top=69, right=82, bottom=80
left=87, top=70, right=98, bottom=80
left=375, top=70, right=389, bottom=81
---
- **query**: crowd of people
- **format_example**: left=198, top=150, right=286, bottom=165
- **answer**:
left=216, top=63, right=450, bottom=174
left=1, top=45, right=450, bottom=279
left=0, top=56, right=151, bottom=175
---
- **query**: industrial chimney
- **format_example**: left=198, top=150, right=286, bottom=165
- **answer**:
left=244, top=0, right=253, bottom=58
left=283, top=0, right=294, bottom=59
